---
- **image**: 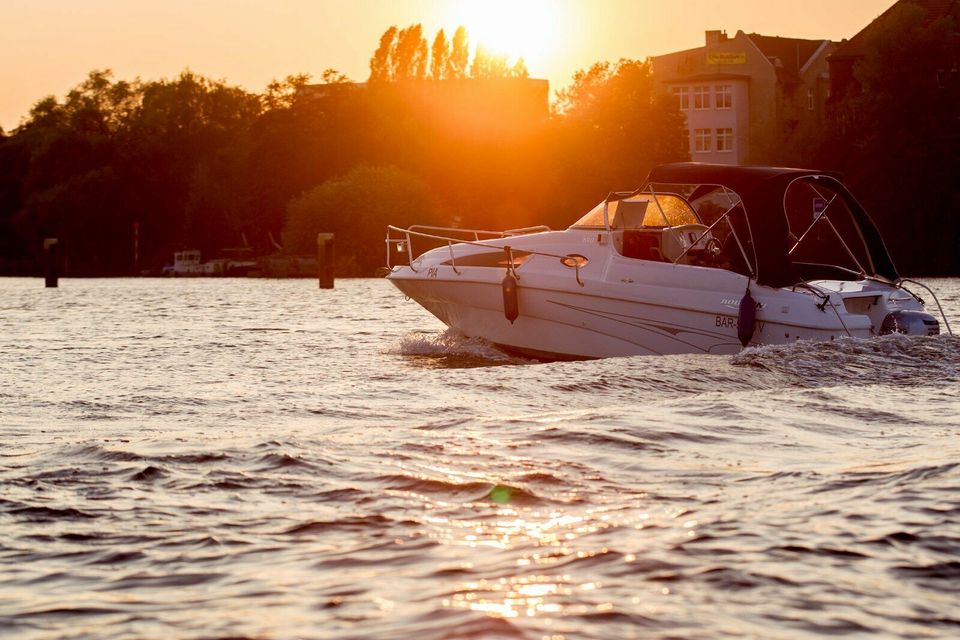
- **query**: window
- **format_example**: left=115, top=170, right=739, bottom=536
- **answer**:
left=681, top=129, right=690, bottom=154
left=572, top=194, right=700, bottom=229
left=716, top=128, right=734, bottom=152
left=694, top=128, right=711, bottom=152
left=614, top=195, right=700, bottom=228
left=715, top=85, right=732, bottom=109
left=443, top=250, right=532, bottom=268
left=672, top=86, right=689, bottom=110
left=693, top=86, right=710, bottom=110
left=807, top=88, right=815, bottom=110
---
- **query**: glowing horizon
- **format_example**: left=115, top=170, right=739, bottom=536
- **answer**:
left=1, top=0, right=895, bottom=131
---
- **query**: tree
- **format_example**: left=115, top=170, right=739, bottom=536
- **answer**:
left=470, top=45, right=508, bottom=79
left=369, top=26, right=398, bottom=82
left=450, top=27, right=469, bottom=79
left=284, top=166, right=440, bottom=275
left=369, top=25, right=429, bottom=82
left=321, top=68, right=350, bottom=84
left=549, top=58, right=688, bottom=222
left=430, top=29, right=450, bottom=81
left=393, top=25, right=428, bottom=81
left=469, top=47, right=529, bottom=80
left=511, top=58, right=529, bottom=79
left=111, top=71, right=261, bottom=268
left=812, top=3, right=960, bottom=274
left=263, top=73, right=311, bottom=110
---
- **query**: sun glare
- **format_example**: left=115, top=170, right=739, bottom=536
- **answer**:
left=446, top=0, right=561, bottom=71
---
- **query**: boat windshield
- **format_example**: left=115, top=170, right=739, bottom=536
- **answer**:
left=784, top=177, right=874, bottom=278
left=571, top=193, right=700, bottom=229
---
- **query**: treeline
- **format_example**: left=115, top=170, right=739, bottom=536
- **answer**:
left=0, top=25, right=682, bottom=276
left=0, top=17, right=956, bottom=277
left=804, top=4, right=960, bottom=276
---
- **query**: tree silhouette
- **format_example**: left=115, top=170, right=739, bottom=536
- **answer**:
left=263, top=73, right=311, bottom=110
left=470, top=45, right=508, bottom=79
left=393, top=25, right=428, bottom=81
left=550, top=58, right=688, bottom=221
left=511, top=58, right=529, bottom=79
left=369, top=26, right=398, bottom=82
left=450, top=26, right=469, bottom=79
left=811, top=2, right=960, bottom=274
left=284, top=165, right=440, bottom=275
left=430, top=29, right=450, bottom=81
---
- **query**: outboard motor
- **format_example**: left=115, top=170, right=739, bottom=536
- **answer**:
left=880, top=310, right=940, bottom=336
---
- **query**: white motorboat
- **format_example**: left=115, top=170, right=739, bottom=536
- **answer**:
left=385, top=163, right=951, bottom=359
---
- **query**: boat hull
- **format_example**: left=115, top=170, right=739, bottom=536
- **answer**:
left=388, top=263, right=878, bottom=359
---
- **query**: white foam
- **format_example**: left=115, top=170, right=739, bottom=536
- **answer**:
left=389, top=329, right=527, bottom=364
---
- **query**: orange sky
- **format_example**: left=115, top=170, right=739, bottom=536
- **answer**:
left=2, top=0, right=895, bottom=131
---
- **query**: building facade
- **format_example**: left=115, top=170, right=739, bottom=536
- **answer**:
left=652, top=30, right=835, bottom=165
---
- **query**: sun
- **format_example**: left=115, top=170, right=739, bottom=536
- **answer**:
left=445, top=0, right=561, bottom=71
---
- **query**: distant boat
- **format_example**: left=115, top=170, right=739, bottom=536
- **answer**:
left=162, top=249, right=257, bottom=277
left=385, top=163, right=951, bottom=359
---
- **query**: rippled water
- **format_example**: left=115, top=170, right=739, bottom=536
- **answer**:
left=1, top=277, right=958, bottom=639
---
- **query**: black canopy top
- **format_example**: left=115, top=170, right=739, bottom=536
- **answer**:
left=642, top=163, right=899, bottom=287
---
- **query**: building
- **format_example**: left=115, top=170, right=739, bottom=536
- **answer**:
left=828, top=0, right=960, bottom=102
left=652, top=30, right=835, bottom=165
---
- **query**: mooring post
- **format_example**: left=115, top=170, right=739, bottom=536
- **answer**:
left=317, top=233, right=335, bottom=289
left=44, top=238, right=59, bottom=288
left=133, top=222, right=140, bottom=275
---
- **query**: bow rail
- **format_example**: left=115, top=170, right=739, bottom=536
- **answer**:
left=385, top=224, right=551, bottom=272
left=385, top=224, right=587, bottom=287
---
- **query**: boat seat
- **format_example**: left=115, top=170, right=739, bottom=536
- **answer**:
left=621, top=230, right=664, bottom=261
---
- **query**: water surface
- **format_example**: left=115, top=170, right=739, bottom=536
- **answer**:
left=1, top=277, right=958, bottom=639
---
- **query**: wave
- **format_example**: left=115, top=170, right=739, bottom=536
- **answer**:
left=380, top=474, right=546, bottom=506
left=389, top=329, right=531, bottom=367
left=282, top=514, right=402, bottom=535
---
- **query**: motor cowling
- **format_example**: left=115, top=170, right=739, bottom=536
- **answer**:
left=880, top=310, right=940, bottom=336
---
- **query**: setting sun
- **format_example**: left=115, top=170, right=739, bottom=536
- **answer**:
left=444, top=0, right=563, bottom=71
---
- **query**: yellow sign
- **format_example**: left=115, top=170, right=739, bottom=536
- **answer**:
left=708, top=52, right=747, bottom=65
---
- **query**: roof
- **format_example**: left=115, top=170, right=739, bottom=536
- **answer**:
left=831, top=0, right=960, bottom=60
left=643, top=163, right=898, bottom=287
left=646, top=163, right=839, bottom=194
left=746, top=34, right=830, bottom=82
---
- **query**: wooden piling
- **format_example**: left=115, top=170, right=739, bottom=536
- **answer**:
left=44, top=238, right=59, bottom=288
left=317, top=233, right=335, bottom=289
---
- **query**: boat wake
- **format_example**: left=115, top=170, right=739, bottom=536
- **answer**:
left=390, top=329, right=532, bottom=368
left=733, top=333, right=960, bottom=387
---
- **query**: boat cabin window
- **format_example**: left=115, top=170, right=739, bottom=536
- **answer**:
left=571, top=194, right=700, bottom=229
left=442, top=250, right=532, bottom=268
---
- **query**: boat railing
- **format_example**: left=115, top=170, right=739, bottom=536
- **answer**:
left=385, top=224, right=587, bottom=287
left=897, top=278, right=954, bottom=336
left=385, top=224, right=551, bottom=272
